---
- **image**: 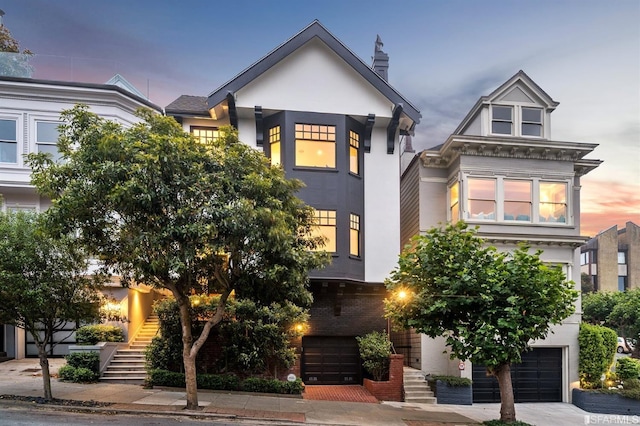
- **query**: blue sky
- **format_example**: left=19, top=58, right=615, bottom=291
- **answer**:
left=2, top=0, right=639, bottom=236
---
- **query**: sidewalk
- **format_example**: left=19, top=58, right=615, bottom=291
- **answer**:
left=0, top=359, right=591, bottom=425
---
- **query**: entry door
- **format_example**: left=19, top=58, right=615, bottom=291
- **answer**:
left=302, top=336, right=361, bottom=385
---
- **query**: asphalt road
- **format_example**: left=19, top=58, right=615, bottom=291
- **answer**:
left=0, top=405, right=253, bottom=426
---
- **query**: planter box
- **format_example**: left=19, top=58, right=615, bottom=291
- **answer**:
left=69, top=342, right=126, bottom=374
left=436, top=380, right=472, bottom=405
left=573, top=388, right=640, bottom=416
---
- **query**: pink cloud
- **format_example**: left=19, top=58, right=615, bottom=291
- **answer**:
left=580, top=180, right=640, bottom=237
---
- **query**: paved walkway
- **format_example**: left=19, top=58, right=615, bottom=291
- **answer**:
left=0, top=359, right=595, bottom=425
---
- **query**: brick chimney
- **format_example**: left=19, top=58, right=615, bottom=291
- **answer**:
left=372, top=35, right=389, bottom=81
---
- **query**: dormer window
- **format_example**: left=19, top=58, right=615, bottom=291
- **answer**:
left=522, top=107, right=542, bottom=137
left=491, top=106, right=513, bottom=135
left=490, top=105, right=544, bottom=138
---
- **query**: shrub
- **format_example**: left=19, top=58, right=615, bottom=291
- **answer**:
left=59, top=352, right=100, bottom=383
left=356, top=331, right=392, bottom=381
left=624, top=378, right=640, bottom=390
left=616, top=357, right=640, bottom=380
left=578, top=323, right=617, bottom=388
left=76, top=324, right=124, bottom=345
left=147, top=369, right=303, bottom=394
left=429, top=375, right=472, bottom=387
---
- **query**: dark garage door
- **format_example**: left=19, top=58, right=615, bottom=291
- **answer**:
left=472, top=348, right=563, bottom=402
left=302, top=336, right=361, bottom=385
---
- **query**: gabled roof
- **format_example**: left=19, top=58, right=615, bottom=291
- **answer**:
left=206, top=20, right=421, bottom=124
left=454, top=70, right=558, bottom=135
left=165, top=95, right=209, bottom=116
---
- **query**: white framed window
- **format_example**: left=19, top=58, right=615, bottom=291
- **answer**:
left=191, top=126, right=219, bottom=144
left=490, top=104, right=544, bottom=138
left=0, top=118, right=18, bottom=164
left=491, top=106, right=513, bottom=135
left=295, top=124, right=336, bottom=169
left=36, top=121, right=62, bottom=162
left=462, top=175, right=570, bottom=225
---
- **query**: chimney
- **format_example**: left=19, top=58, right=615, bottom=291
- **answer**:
left=372, top=35, right=389, bottom=81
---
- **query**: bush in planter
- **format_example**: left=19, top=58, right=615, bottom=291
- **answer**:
left=427, top=375, right=472, bottom=405
left=429, top=375, right=472, bottom=387
left=356, top=331, right=392, bottom=381
left=59, top=351, right=100, bottom=383
left=76, top=324, right=124, bottom=345
left=616, top=357, right=640, bottom=381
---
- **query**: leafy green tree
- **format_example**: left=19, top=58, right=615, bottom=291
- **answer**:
left=28, top=105, right=328, bottom=409
left=356, top=331, right=392, bottom=381
left=581, top=272, right=594, bottom=293
left=0, top=211, right=103, bottom=400
left=578, top=323, right=617, bottom=388
left=0, top=23, right=33, bottom=77
left=385, top=222, right=577, bottom=423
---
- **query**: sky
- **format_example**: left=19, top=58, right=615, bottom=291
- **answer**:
left=2, top=0, right=639, bottom=237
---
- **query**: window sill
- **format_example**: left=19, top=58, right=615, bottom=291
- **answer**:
left=466, top=219, right=573, bottom=227
left=348, top=255, right=362, bottom=261
left=348, top=172, right=362, bottom=180
left=293, top=167, right=339, bottom=173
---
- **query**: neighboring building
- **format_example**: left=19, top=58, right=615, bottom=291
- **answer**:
left=166, top=20, right=421, bottom=384
left=581, top=221, right=640, bottom=292
left=398, top=70, right=601, bottom=403
left=0, top=75, right=163, bottom=360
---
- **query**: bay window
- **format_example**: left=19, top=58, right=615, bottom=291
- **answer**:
left=504, top=180, right=531, bottom=221
left=468, top=178, right=496, bottom=220
left=539, top=182, right=567, bottom=223
left=311, top=209, right=336, bottom=253
left=449, top=181, right=459, bottom=223
left=349, top=130, right=359, bottom=175
left=349, top=213, right=360, bottom=257
left=269, top=125, right=281, bottom=166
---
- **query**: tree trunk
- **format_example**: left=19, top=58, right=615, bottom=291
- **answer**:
left=494, top=363, right=516, bottom=423
left=37, top=344, right=53, bottom=401
left=177, top=297, right=199, bottom=410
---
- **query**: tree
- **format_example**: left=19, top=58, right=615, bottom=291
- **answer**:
left=0, top=211, right=103, bottom=400
left=0, top=23, right=33, bottom=77
left=584, top=289, right=640, bottom=357
left=385, top=222, right=577, bottom=423
left=581, top=272, right=594, bottom=293
left=28, top=105, right=328, bottom=409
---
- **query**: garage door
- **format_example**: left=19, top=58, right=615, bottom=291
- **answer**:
left=472, top=348, right=562, bottom=402
left=302, top=336, right=361, bottom=385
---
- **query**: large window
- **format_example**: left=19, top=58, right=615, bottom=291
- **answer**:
left=349, top=130, right=359, bottom=175
left=468, top=178, right=496, bottom=220
left=191, top=126, right=219, bottom=144
left=36, top=121, right=62, bottom=162
left=295, top=124, right=335, bottom=168
left=311, top=210, right=336, bottom=253
left=539, top=182, right=567, bottom=223
left=269, top=126, right=281, bottom=167
left=0, top=119, right=17, bottom=164
left=504, top=180, right=531, bottom=221
left=458, top=176, right=569, bottom=224
left=491, top=106, right=513, bottom=135
left=349, top=213, right=360, bottom=257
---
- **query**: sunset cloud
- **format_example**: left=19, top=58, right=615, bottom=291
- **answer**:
left=580, top=179, right=640, bottom=237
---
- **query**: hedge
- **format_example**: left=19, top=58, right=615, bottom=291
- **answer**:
left=578, top=323, right=617, bottom=388
left=76, top=324, right=124, bottom=345
left=59, top=351, right=100, bottom=383
left=147, top=369, right=303, bottom=394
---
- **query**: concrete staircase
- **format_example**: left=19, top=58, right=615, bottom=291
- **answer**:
left=403, top=367, right=436, bottom=404
left=100, top=315, right=159, bottom=384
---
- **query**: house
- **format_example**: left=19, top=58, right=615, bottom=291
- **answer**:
left=581, top=221, right=640, bottom=292
left=0, top=75, right=164, bottom=360
left=165, top=20, right=421, bottom=384
left=398, top=70, right=601, bottom=402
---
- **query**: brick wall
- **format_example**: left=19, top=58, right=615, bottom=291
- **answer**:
left=363, top=354, right=404, bottom=401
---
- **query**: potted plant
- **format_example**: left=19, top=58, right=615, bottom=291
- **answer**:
left=428, top=375, right=472, bottom=405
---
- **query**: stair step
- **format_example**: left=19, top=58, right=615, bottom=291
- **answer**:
left=102, top=371, right=147, bottom=377
left=404, top=397, right=437, bottom=404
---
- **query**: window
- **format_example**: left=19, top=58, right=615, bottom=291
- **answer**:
left=191, top=127, right=219, bottom=144
left=449, top=181, right=460, bottom=223
left=580, top=252, right=588, bottom=265
left=349, top=130, right=359, bottom=175
left=504, top=180, right=531, bottom=221
left=468, top=178, right=496, bottom=220
left=539, top=182, right=567, bottom=223
left=522, top=107, right=542, bottom=137
left=0, top=119, right=17, bottom=163
left=295, top=124, right=335, bottom=168
left=269, top=126, right=281, bottom=167
left=349, top=213, right=360, bottom=257
left=311, top=210, right=336, bottom=252
left=491, top=106, right=513, bottom=135
left=618, top=276, right=627, bottom=292
left=618, top=251, right=626, bottom=264
left=36, top=121, right=62, bottom=162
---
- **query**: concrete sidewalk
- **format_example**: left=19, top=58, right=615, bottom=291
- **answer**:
left=0, top=359, right=591, bottom=425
